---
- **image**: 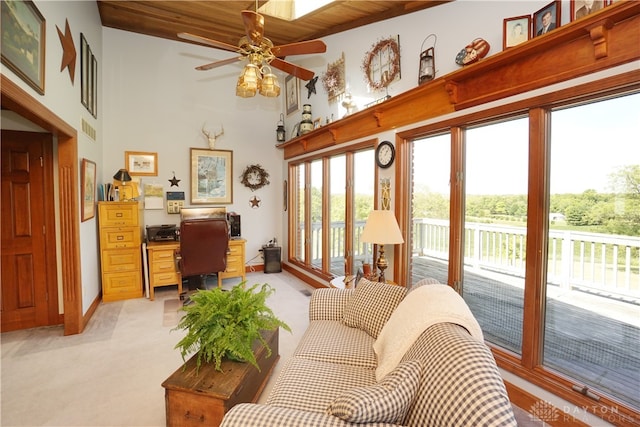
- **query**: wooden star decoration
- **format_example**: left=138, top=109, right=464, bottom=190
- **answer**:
left=56, top=19, right=76, bottom=83
left=249, top=196, right=261, bottom=208
left=169, top=172, right=181, bottom=187
left=305, top=76, right=318, bottom=99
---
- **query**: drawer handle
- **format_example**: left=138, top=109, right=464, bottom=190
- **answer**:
left=117, top=236, right=124, bottom=240
left=116, top=213, right=123, bottom=217
left=184, top=411, right=204, bottom=422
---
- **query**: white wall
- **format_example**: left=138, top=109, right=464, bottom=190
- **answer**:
left=1, top=0, right=103, bottom=312
left=102, top=28, right=285, bottom=264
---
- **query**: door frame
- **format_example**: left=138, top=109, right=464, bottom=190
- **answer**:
left=1, top=74, right=83, bottom=335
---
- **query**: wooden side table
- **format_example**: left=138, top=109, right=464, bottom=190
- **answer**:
left=162, top=328, right=279, bottom=427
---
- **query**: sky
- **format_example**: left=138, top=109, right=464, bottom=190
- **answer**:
left=414, top=92, right=640, bottom=195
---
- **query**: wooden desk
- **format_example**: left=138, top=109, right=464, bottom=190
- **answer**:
left=162, top=328, right=279, bottom=427
left=147, top=241, right=182, bottom=300
left=217, top=239, right=246, bottom=287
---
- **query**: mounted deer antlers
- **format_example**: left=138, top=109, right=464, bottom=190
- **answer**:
left=202, top=123, right=224, bottom=149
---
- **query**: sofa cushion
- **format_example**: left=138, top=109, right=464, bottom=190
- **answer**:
left=294, top=320, right=377, bottom=369
left=266, top=357, right=377, bottom=413
left=374, top=284, right=483, bottom=380
left=326, top=360, right=422, bottom=424
left=342, top=279, right=407, bottom=338
left=401, top=323, right=517, bottom=426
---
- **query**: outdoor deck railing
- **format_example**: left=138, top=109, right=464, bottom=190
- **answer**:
left=305, top=219, right=640, bottom=299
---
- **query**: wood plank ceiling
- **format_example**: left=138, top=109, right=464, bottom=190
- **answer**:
left=97, top=1, right=450, bottom=48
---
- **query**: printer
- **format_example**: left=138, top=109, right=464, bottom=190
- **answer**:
left=146, top=224, right=179, bottom=242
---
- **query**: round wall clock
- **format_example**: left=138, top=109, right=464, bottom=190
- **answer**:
left=375, top=141, right=395, bottom=168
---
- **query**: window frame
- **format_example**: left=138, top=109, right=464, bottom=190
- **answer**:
left=287, top=140, right=377, bottom=281
left=395, top=75, right=640, bottom=424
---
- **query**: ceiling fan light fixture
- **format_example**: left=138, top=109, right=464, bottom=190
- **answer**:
left=236, top=63, right=262, bottom=97
left=259, top=66, right=280, bottom=97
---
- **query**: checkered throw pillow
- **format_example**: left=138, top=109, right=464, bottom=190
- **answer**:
left=342, top=279, right=407, bottom=338
left=326, top=359, right=422, bottom=424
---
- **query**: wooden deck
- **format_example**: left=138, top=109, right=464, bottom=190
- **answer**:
left=411, top=256, right=640, bottom=409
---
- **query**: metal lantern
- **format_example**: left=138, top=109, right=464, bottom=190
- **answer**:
left=418, top=34, right=437, bottom=85
left=276, top=113, right=286, bottom=142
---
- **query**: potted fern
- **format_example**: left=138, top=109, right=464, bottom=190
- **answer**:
left=173, top=282, right=291, bottom=373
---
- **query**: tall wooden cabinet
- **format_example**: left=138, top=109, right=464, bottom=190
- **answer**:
left=98, top=202, right=144, bottom=302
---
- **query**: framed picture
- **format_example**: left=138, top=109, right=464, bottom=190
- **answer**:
left=81, top=158, right=96, bottom=222
left=80, top=33, right=97, bottom=117
left=570, top=0, right=604, bottom=21
left=1, top=0, right=46, bottom=95
left=125, top=151, right=158, bottom=176
left=533, top=1, right=561, bottom=37
left=503, top=15, right=531, bottom=49
left=313, top=117, right=321, bottom=129
left=190, top=148, right=233, bottom=204
left=80, top=34, right=89, bottom=108
left=285, top=75, right=300, bottom=115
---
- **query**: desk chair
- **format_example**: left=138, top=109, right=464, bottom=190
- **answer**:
left=175, top=218, right=229, bottom=299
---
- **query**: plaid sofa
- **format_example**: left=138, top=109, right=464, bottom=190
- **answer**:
left=221, top=280, right=517, bottom=426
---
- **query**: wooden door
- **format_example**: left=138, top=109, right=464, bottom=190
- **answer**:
left=1, top=130, right=58, bottom=331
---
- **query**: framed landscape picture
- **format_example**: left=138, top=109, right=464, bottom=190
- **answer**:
left=125, top=151, right=158, bottom=176
left=81, top=158, right=96, bottom=222
left=190, top=148, right=233, bottom=204
left=285, top=75, right=300, bottom=115
left=1, top=0, right=46, bottom=94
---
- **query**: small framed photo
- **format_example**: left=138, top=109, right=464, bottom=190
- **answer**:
left=1, top=0, right=46, bottom=95
left=534, top=1, right=561, bottom=37
left=81, top=158, right=96, bottom=222
left=313, top=117, right=322, bottom=129
left=125, top=151, right=158, bottom=176
left=570, top=0, right=604, bottom=21
left=190, top=148, right=233, bottom=204
left=503, top=15, right=531, bottom=49
left=285, top=74, right=300, bottom=116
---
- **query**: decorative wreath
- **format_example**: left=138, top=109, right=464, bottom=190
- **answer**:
left=321, top=53, right=345, bottom=102
left=240, top=164, right=270, bottom=191
left=362, top=36, right=401, bottom=91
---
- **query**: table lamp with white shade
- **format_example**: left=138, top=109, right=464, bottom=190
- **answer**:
left=360, top=210, right=404, bottom=283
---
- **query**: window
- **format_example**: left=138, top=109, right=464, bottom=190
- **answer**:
left=289, top=144, right=375, bottom=279
left=410, top=134, right=451, bottom=285
left=545, top=93, right=640, bottom=408
left=463, top=118, right=529, bottom=355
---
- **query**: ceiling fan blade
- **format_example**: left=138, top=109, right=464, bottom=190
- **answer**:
left=270, top=58, right=315, bottom=81
left=177, top=32, right=238, bottom=53
left=195, top=56, right=242, bottom=71
left=241, top=10, right=264, bottom=45
left=272, top=40, right=327, bottom=57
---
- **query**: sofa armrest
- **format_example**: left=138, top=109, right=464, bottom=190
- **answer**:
left=309, top=288, right=354, bottom=321
left=220, top=403, right=400, bottom=427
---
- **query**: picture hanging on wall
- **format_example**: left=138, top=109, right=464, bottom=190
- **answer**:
left=285, top=75, right=300, bottom=115
left=190, top=148, right=233, bottom=204
left=80, top=33, right=98, bottom=117
left=1, top=0, right=46, bottom=94
left=81, top=158, right=96, bottom=222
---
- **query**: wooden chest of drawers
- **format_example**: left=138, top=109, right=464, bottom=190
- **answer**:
left=217, top=239, right=246, bottom=287
left=147, top=241, right=182, bottom=300
left=98, top=202, right=143, bottom=302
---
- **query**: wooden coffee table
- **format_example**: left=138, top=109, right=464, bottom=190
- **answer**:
left=162, top=329, right=279, bottom=427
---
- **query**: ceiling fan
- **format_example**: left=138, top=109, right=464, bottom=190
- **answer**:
left=178, top=9, right=326, bottom=97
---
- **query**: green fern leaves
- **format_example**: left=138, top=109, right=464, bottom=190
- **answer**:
left=173, top=282, right=291, bottom=373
